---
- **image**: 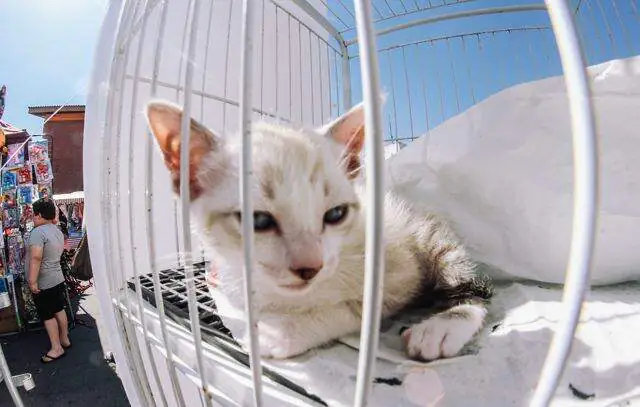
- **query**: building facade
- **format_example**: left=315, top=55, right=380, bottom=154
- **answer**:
left=28, top=105, right=85, bottom=194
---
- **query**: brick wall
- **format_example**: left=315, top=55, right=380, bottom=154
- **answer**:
left=43, top=119, right=84, bottom=194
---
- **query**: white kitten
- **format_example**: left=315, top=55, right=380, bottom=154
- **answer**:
left=145, top=100, right=493, bottom=361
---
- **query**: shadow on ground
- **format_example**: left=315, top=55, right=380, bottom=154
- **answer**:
left=0, top=287, right=130, bottom=407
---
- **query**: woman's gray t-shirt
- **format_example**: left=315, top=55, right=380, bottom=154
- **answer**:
left=26, top=223, right=65, bottom=290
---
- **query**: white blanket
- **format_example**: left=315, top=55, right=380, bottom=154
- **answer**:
left=260, top=282, right=640, bottom=406
left=384, top=55, right=640, bottom=285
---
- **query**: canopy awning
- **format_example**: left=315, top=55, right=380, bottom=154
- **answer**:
left=53, top=191, right=84, bottom=204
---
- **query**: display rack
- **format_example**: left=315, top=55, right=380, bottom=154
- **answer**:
left=0, top=137, right=54, bottom=332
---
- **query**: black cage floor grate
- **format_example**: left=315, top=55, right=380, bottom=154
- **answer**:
left=126, top=262, right=328, bottom=406
left=130, top=262, right=233, bottom=338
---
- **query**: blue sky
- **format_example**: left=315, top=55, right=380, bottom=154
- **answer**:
left=1, top=0, right=108, bottom=135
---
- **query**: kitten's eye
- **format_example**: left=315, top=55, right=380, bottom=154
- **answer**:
left=323, top=204, right=349, bottom=226
left=254, top=212, right=278, bottom=232
left=235, top=211, right=278, bottom=232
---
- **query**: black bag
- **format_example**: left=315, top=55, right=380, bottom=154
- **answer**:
left=70, top=233, right=93, bottom=281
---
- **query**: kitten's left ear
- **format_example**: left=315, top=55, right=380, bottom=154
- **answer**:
left=319, top=102, right=365, bottom=179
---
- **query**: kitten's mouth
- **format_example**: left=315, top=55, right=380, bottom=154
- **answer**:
left=279, top=281, right=311, bottom=291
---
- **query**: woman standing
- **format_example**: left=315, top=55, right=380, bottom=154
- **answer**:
left=27, top=198, right=71, bottom=363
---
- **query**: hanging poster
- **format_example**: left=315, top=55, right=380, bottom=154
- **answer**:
left=37, top=183, right=52, bottom=199
left=2, top=170, right=17, bottom=191
left=20, top=205, right=34, bottom=227
left=6, top=233, right=24, bottom=275
left=2, top=189, right=17, bottom=208
left=3, top=207, right=19, bottom=229
left=5, top=144, right=25, bottom=168
left=18, top=164, right=33, bottom=184
left=35, top=159, right=53, bottom=184
left=28, top=139, right=49, bottom=163
left=17, top=186, right=33, bottom=205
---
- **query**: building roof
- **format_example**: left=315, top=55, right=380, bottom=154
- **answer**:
left=28, top=105, right=86, bottom=114
left=28, top=104, right=86, bottom=119
left=0, top=119, right=29, bottom=140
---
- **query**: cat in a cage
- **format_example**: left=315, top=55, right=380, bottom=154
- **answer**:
left=144, top=100, right=492, bottom=360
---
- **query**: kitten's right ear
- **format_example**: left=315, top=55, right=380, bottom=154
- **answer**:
left=320, top=103, right=365, bottom=178
left=145, top=100, right=222, bottom=199
left=319, top=95, right=386, bottom=179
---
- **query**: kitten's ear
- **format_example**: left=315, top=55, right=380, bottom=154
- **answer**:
left=320, top=102, right=365, bottom=179
left=145, top=100, right=222, bottom=199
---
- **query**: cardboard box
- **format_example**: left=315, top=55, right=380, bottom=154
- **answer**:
left=0, top=305, right=19, bottom=334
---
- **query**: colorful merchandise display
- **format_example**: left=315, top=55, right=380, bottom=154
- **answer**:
left=58, top=200, right=84, bottom=237
left=2, top=170, right=17, bottom=190
left=37, top=182, right=52, bottom=199
left=18, top=185, right=33, bottom=205
left=28, top=140, right=49, bottom=163
left=35, top=159, right=53, bottom=184
left=1, top=138, right=55, bottom=326
left=18, top=164, right=32, bottom=184
left=2, top=189, right=17, bottom=207
left=3, top=207, right=19, bottom=230
left=5, top=232, right=24, bottom=275
left=5, top=143, right=25, bottom=168
left=20, top=204, right=34, bottom=229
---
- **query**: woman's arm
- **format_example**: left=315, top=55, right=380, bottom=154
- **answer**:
left=28, top=246, right=44, bottom=294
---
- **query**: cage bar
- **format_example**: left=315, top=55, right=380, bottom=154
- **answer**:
left=127, top=1, right=168, bottom=405
left=145, top=0, right=187, bottom=405
left=0, top=344, right=24, bottom=407
left=238, top=0, right=265, bottom=405
left=530, top=0, right=598, bottom=404
left=110, top=1, right=156, bottom=405
left=352, top=0, right=386, bottom=406
left=176, top=0, right=213, bottom=405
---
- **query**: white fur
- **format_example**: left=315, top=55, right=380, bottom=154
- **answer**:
left=403, top=304, right=487, bottom=360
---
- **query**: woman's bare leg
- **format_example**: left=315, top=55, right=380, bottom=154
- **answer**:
left=54, top=310, right=70, bottom=347
left=43, top=317, right=64, bottom=357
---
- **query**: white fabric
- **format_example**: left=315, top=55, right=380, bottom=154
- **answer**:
left=384, top=55, right=640, bottom=285
left=261, top=282, right=640, bottom=407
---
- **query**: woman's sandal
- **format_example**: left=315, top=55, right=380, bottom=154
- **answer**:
left=41, top=352, right=66, bottom=364
left=62, top=342, right=72, bottom=350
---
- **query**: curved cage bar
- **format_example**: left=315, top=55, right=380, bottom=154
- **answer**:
left=352, top=2, right=386, bottom=406
left=531, top=0, right=598, bottom=405
left=238, top=0, right=265, bottom=405
left=76, top=0, right=639, bottom=406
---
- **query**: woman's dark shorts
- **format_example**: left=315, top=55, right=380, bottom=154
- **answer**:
left=32, top=282, right=67, bottom=321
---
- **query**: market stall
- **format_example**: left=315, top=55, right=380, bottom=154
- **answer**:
left=0, top=120, right=54, bottom=333
left=53, top=190, right=84, bottom=250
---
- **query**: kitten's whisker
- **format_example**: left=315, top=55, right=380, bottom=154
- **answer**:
left=334, top=130, right=364, bottom=170
left=346, top=163, right=364, bottom=178
left=337, top=154, right=349, bottom=171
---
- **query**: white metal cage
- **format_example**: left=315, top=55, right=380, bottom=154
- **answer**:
left=6, top=0, right=640, bottom=406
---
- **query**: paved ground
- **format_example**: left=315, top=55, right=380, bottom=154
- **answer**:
left=0, top=287, right=130, bottom=407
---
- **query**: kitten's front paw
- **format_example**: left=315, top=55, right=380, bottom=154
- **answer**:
left=243, top=318, right=310, bottom=359
left=402, top=305, right=485, bottom=361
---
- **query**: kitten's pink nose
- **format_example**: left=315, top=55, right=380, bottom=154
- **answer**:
left=291, top=266, right=323, bottom=281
